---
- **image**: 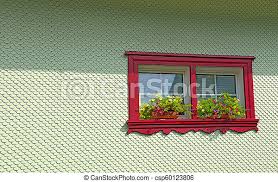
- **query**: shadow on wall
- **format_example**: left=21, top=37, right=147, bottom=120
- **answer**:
left=0, top=0, right=277, bottom=76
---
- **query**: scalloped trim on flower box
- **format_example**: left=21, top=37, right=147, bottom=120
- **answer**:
left=128, top=118, right=259, bottom=135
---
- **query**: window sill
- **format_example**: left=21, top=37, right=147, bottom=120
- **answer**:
left=128, top=119, right=259, bottom=135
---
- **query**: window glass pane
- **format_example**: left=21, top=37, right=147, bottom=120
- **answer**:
left=197, top=74, right=215, bottom=95
left=139, top=73, right=161, bottom=94
left=161, top=73, right=183, bottom=95
left=216, top=75, right=236, bottom=94
left=139, top=73, right=184, bottom=105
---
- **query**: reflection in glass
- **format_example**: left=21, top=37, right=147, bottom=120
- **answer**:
left=139, top=73, right=183, bottom=105
left=197, top=74, right=215, bottom=95
left=197, top=74, right=237, bottom=101
left=216, top=75, right=236, bottom=94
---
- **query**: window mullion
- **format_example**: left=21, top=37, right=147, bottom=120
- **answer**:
left=160, top=73, right=163, bottom=96
left=214, top=75, right=217, bottom=100
left=190, top=66, right=198, bottom=119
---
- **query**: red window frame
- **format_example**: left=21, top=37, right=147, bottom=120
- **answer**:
left=126, top=51, right=259, bottom=135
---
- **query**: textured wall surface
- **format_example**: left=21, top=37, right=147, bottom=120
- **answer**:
left=0, top=0, right=277, bottom=172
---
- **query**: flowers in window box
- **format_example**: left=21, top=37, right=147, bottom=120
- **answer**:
left=139, top=95, right=191, bottom=119
left=197, top=93, right=245, bottom=119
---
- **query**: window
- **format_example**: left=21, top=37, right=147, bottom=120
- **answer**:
left=126, top=51, right=259, bottom=135
left=197, top=74, right=237, bottom=99
left=139, top=72, right=184, bottom=104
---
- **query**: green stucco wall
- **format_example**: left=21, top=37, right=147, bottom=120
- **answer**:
left=0, top=0, right=277, bottom=172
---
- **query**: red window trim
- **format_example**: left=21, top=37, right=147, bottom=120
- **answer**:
left=126, top=51, right=259, bottom=135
